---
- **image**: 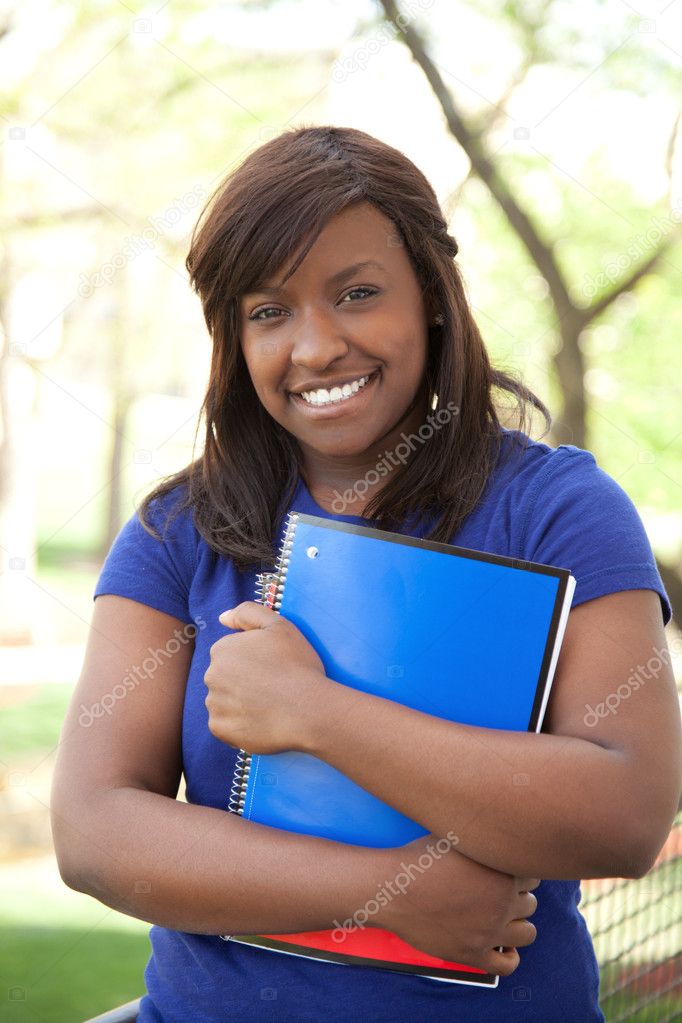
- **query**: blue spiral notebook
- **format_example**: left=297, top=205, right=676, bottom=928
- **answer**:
left=222, top=511, right=576, bottom=986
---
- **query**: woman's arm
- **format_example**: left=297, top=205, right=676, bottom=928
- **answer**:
left=295, top=589, right=682, bottom=880
left=50, top=595, right=388, bottom=935
left=54, top=784, right=540, bottom=978
left=54, top=783, right=396, bottom=936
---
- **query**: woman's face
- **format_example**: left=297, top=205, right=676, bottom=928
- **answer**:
left=239, top=201, right=432, bottom=466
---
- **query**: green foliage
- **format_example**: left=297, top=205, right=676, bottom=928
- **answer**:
left=0, top=685, right=72, bottom=762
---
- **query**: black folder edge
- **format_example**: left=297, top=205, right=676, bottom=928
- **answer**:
left=222, top=510, right=577, bottom=986
left=221, top=933, right=499, bottom=985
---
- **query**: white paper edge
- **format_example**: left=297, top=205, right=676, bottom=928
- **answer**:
left=534, top=574, right=576, bottom=734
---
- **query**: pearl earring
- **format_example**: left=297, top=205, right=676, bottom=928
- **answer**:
left=433, top=313, right=444, bottom=325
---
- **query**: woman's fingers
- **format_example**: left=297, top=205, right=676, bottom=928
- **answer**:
left=486, top=945, right=520, bottom=976
left=517, top=876, right=541, bottom=892
left=516, top=889, right=538, bottom=917
left=504, top=918, right=538, bottom=948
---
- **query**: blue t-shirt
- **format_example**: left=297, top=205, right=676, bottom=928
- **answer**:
left=93, top=429, right=671, bottom=1023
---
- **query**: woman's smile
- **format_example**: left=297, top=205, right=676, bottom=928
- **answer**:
left=288, top=368, right=381, bottom=419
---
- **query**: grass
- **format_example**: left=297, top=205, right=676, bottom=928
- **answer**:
left=0, top=923, right=150, bottom=1023
left=0, top=857, right=150, bottom=1023
left=600, top=986, right=681, bottom=1023
left=1, top=676, right=150, bottom=1021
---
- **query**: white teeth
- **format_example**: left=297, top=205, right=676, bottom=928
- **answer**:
left=299, top=373, right=374, bottom=406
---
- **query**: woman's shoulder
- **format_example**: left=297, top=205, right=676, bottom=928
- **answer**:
left=494, top=429, right=671, bottom=625
left=138, top=478, right=202, bottom=567
left=494, top=426, right=646, bottom=540
left=140, top=478, right=193, bottom=527
left=94, top=479, right=200, bottom=625
left=496, top=427, right=600, bottom=481
left=495, top=427, right=642, bottom=516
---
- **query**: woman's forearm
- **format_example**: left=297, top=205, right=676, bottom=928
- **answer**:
left=52, top=785, right=390, bottom=935
left=301, top=684, right=652, bottom=880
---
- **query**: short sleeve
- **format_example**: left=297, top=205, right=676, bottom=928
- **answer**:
left=519, top=446, right=672, bottom=627
left=93, top=488, right=196, bottom=625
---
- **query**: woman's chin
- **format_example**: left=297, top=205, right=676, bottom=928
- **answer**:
left=294, top=433, right=382, bottom=460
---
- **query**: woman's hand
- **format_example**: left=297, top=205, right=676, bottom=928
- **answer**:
left=204, top=601, right=329, bottom=754
left=370, top=835, right=540, bottom=977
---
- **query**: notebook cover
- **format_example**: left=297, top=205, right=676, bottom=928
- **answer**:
left=222, top=511, right=575, bottom=986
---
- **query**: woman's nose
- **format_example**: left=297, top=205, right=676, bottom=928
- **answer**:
left=289, top=307, right=349, bottom=367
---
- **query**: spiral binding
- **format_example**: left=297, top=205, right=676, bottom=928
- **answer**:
left=226, top=511, right=300, bottom=817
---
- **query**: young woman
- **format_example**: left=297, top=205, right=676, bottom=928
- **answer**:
left=51, top=125, right=681, bottom=1023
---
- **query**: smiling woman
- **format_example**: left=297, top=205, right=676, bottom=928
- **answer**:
left=137, top=123, right=552, bottom=566
left=50, top=125, right=681, bottom=1023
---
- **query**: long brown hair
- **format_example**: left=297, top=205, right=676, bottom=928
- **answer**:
left=138, top=124, right=551, bottom=571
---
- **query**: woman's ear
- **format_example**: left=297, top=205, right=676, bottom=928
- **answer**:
left=426, top=297, right=444, bottom=327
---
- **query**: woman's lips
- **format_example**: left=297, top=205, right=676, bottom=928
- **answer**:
left=288, top=369, right=381, bottom=419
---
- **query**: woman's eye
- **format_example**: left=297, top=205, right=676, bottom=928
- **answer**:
left=248, top=307, right=282, bottom=321
left=341, top=286, right=378, bottom=302
left=248, top=287, right=378, bottom=322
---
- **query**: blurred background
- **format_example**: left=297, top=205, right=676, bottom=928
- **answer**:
left=0, top=0, right=681, bottom=1020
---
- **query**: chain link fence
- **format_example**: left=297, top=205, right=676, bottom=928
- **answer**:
left=580, top=811, right=682, bottom=1023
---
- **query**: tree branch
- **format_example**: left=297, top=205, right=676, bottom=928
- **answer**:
left=376, top=0, right=574, bottom=322
left=580, top=230, right=682, bottom=327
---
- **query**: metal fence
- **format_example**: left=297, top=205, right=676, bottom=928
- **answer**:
left=580, top=811, right=682, bottom=1023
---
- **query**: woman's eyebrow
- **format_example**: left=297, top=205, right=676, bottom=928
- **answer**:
left=244, top=260, right=387, bottom=297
